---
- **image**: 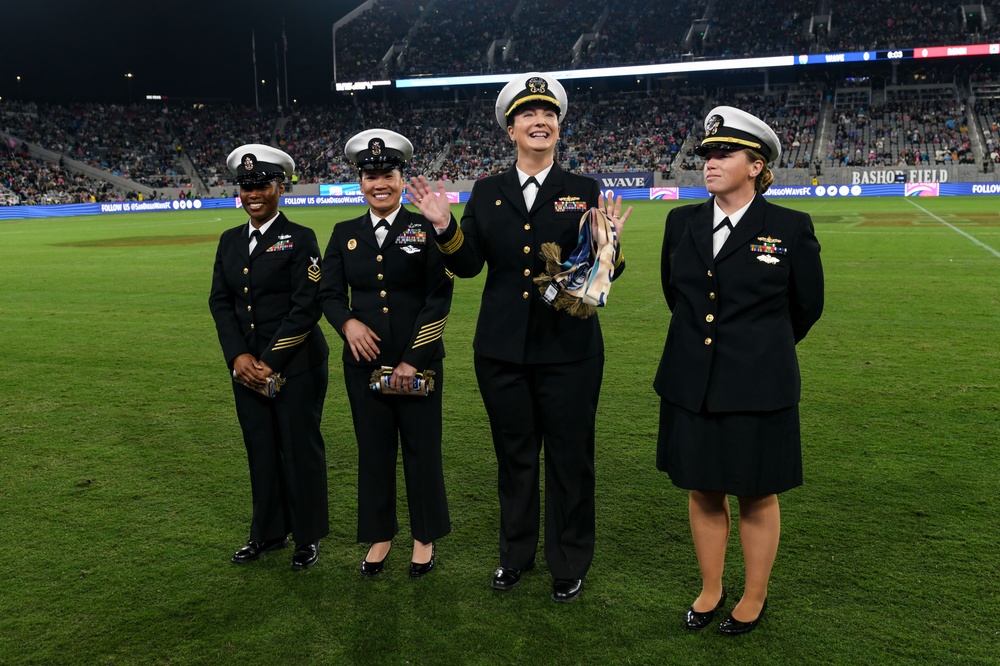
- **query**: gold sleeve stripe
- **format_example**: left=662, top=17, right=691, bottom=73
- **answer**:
left=445, top=268, right=455, bottom=279
left=271, top=331, right=310, bottom=351
left=614, top=251, right=625, bottom=267
left=437, top=228, right=464, bottom=255
left=412, top=317, right=448, bottom=348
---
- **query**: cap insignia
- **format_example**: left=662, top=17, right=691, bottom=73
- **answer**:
left=705, top=115, right=723, bottom=136
left=243, top=155, right=254, bottom=171
left=527, top=77, right=548, bottom=94
left=370, top=139, right=382, bottom=156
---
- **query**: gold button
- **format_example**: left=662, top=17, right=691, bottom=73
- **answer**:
left=522, top=291, right=529, bottom=299
left=243, top=268, right=249, bottom=275
left=523, top=269, right=531, bottom=277
left=376, top=254, right=383, bottom=262
left=382, top=307, right=389, bottom=314
left=247, top=305, right=252, bottom=312
left=250, top=323, right=255, bottom=330
left=709, top=292, right=716, bottom=300
left=704, top=337, right=712, bottom=345
left=706, top=314, right=714, bottom=322
left=707, top=270, right=713, bottom=277
left=377, top=273, right=384, bottom=280
left=523, top=246, right=530, bottom=254
left=243, top=287, right=248, bottom=294
left=380, top=290, right=387, bottom=298
left=524, top=224, right=531, bottom=230
left=495, top=199, right=502, bottom=206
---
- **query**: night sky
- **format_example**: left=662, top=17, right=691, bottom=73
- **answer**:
left=0, top=0, right=364, bottom=105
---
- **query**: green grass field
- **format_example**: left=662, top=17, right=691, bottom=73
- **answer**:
left=1, top=197, right=997, bottom=665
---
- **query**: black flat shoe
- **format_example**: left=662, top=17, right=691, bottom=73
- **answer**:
left=490, top=559, right=535, bottom=591
left=361, top=544, right=391, bottom=576
left=718, top=598, right=767, bottom=636
left=685, top=586, right=728, bottom=630
left=291, top=542, right=319, bottom=570
left=409, top=544, right=435, bottom=578
left=551, top=578, right=583, bottom=603
left=231, top=537, right=289, bottom=564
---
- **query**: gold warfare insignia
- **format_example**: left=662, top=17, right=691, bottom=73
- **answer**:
left=757, top=236, right=783, bottom=244
left=347, top=239, right=358, bottom=250
left=371, top=139, right=382, bottom=156
left=558, top=196, right=580, bottom=201
left=308, top=256, right=321, bottom=282
left=705, top=114, right=723, bottom=136
left=527, top=77, right=548, bottom=94
left=243, top=155, right=254, bottom=171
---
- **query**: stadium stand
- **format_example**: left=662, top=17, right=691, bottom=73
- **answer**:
left=5, top=0, right=1000, bottom=199
left=330, top=1, right=998, bottom=83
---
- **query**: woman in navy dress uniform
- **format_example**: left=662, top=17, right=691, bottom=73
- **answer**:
left=320, top=129, right=453, bottom=577
left=655, top=107, right=824, bottom=634
left=407, top=73, right=629, bottom=602
left=209, top=144, right=330, bottom=570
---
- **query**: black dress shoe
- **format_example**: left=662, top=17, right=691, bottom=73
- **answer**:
left=361, top=544, right=391, bottom=576
left=409, top=544, right=435, bottom=578
left=718, top=598, right=767, bottom=636
left=685, top=586, right=728, bottom=630
left=551, top=578, right=583, bottom=603
left=490, top=559, right=535, bottom=591
left=231, top=537, right=289, bottom=564
left=291, top=542, right=319, bottom=571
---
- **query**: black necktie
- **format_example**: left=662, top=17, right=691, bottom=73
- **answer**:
left=249, top=229, right=262, bottom=250
left=713, top=217, right=733, bottom=233
left=374, top=218, right=390, bottom=247
left=522, top=176, right=540, bottom=190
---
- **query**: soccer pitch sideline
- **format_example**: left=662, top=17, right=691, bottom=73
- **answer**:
left=0, top=197, right=996, bottom=664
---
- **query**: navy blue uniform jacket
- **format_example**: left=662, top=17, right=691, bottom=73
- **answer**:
left=209, top=212, right=329, bottom=376
left=320, top=206, right=452, bottom=369
left=654, top=194, right=823, bottom=413
left=435, top=163, right=625, bottom=364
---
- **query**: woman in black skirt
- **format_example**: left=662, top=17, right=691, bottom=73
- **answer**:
left=654, top=106, right=824, bottom=635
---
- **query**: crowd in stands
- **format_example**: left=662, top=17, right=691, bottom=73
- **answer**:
left=826, top=2, right=969, bottom=53
left=0, top=103, right=190, bottom=189
left=400, top=0, right=518, bottom=77
left=826, top=100, right=973, bottom=167
left=582, top=0, right=698, bottom=67
left=701, top=0, right=813, bottom=58
left=5, top=75, right=1000, bottom=205
left=330, top=0, right=1000, bottom=84
left=1, top=139, right=124, bottom=205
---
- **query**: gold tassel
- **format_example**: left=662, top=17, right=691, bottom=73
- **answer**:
left=532, top=243, right=597, bottom=319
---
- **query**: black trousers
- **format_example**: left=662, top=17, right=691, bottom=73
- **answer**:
left=233, top=361, right=329, bottom=545
left=474, top=353, right=604, bottom=580
left=343, top=361, right=450, bottom=544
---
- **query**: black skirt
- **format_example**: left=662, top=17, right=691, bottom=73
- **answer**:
left=656, top=399, right=802, bottom=496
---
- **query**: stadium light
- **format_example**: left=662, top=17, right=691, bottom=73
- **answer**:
left=16, top=75, right=21, bottom=101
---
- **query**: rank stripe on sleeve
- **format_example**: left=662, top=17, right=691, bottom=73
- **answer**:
left=412, top=316, right=448, bottom=348
left=271, top=331, right=310, bottom=351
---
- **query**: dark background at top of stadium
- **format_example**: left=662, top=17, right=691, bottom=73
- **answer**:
left=0, top=0, right=365, bottom=104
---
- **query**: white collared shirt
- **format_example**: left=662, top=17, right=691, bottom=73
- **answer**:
left=370, top=206, right=402, bottom=247
left=712, top=198, right=753, bottom=258
left=248, top=213, right=280, bottom=253
left=517, top=164, right=554, bottom=210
